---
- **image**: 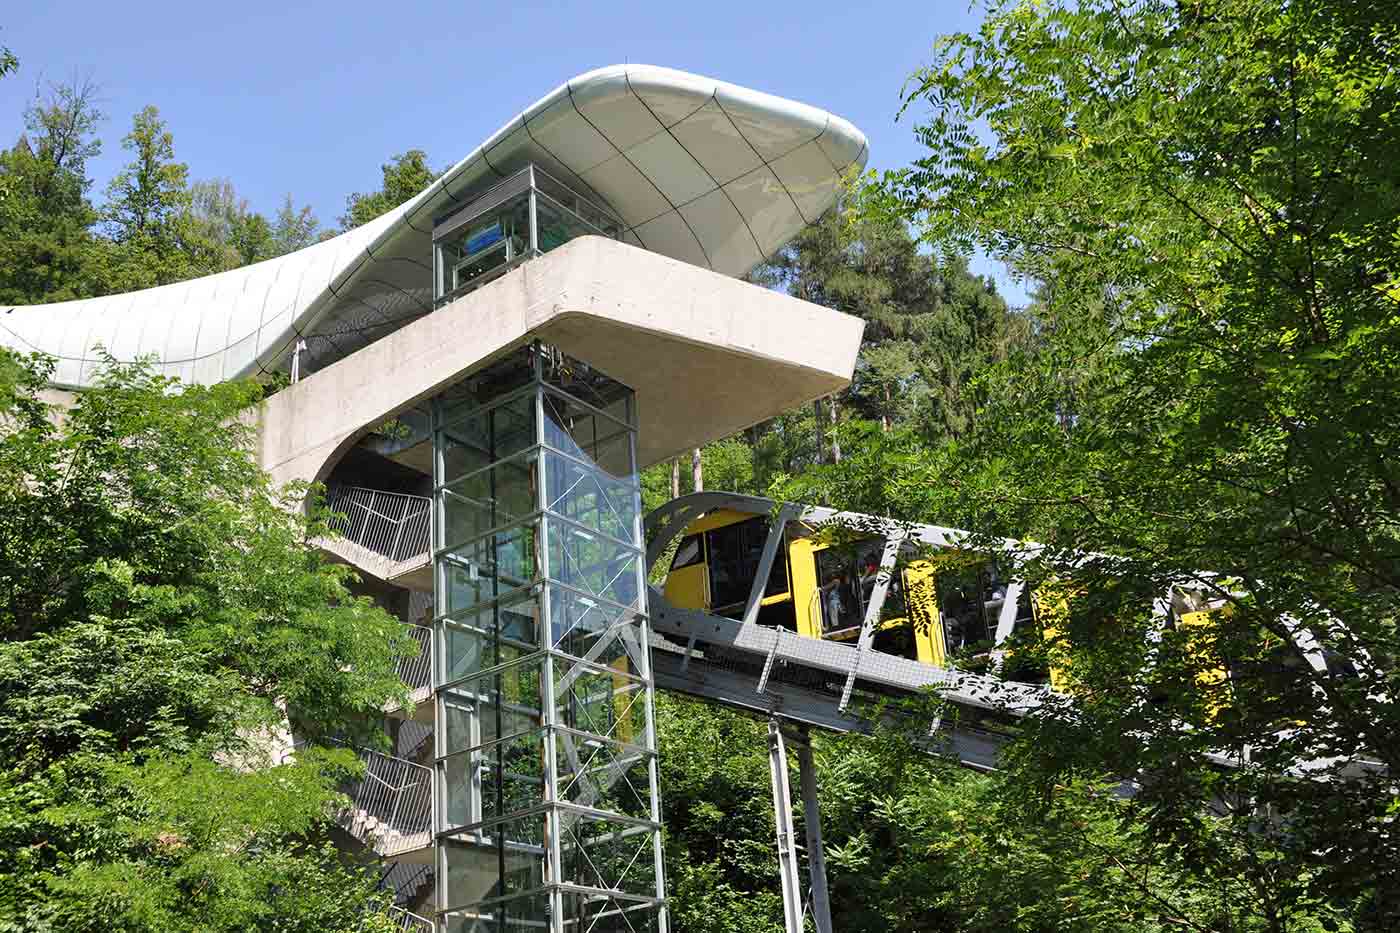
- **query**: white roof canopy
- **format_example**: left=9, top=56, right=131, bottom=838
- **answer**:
left=0, top=65, right=867, bottom=388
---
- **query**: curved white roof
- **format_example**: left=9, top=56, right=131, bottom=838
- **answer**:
left=0, top=65, right=867, bottom=389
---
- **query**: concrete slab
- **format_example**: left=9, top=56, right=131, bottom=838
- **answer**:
left=255, top=234, right=863, bottom=489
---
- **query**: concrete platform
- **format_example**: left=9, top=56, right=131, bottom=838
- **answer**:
left=255, top=234, right=864, bottom=489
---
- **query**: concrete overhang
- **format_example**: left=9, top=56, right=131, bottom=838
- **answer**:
left=2, top=65, right=867, bottom=388
left=255, top=235, right=863, bottom=487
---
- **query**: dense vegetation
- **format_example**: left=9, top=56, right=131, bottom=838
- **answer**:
left=3, top=0, right=1398, bottom=930
left=0, top=352, right=413, bottom=930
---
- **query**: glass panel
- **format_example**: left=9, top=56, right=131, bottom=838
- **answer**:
left=443, top=891, right=553, bottom=933
left=438, top=348, right=538, bottom=426
left=546, top=517, right=642, bottom=610
left=442, top=523, right=539, bottom=615
left=816, top=547, right=862, bottom=634
left=441, top=589, right=541, bottom=683
left=872, top=623, right=919, bottom=661
left=554, top=730, right=654, bottom=822
left=670, top=534, right=702, bottom=571
left=542, top=392, right=633, bottom=480
left=441, top=824, right=549, bottom=911
left=558, top=811, right=660, bottom=899
left=441, top=659, right=546, bottom=756
left=442, top=453, right=538, bottom=546
left=539, top=350, right=632, bottom=423
left=704, top=517, right=788, bottom=611
left=936, top=563, right=995, bottom=653
left=543, top=449, right=639, bottom=545
left=440, top=392, right=536, bottom=486
left=558, top=897, right=661, bottom=933
left=536, top=195, right=596, bottom=253
left=440, top=729, right=548, bottom=831
left=436, top=191, right=531, bottom=301
left=553, top=657, right=650, bottom=746
left=548, top=583, right=646, bottom=669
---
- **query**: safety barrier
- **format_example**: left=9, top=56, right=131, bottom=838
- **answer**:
left=338, top=746, right=434, bottom=857
left=325, top=484, right=431, bottom=563
left=388, top=905, right=433, bottom=933
left=398, top=624, right=432, bottom=695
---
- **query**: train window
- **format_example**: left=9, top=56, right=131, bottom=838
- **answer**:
left=670, top=534, right=702, bottom=571
left=816, top=547, right=862, bottom=633
left=873, top=624, right=919, bottom=661
left=705, top=517, right=789, bottom=611
left=936, top=564, right=1001, bottom=652
left=985, top=565, right=1034, bottom=639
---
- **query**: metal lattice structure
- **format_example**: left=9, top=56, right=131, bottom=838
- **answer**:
left=431, top=343, right=667, bottom=933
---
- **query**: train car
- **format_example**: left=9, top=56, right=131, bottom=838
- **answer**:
left=659, top=504, right=1042, bottom=676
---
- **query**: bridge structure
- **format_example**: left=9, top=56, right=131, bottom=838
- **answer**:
left=6, top=62, right=1330, bottom=933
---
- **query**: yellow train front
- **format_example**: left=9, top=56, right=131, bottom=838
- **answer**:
left=659, top=506, right=1042, bottom=676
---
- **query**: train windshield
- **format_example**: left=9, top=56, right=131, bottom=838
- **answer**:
left=704, top=516, right=789, bottom=611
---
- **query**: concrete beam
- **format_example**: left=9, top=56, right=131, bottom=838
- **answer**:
left=253, top=235, right=863, bottom=489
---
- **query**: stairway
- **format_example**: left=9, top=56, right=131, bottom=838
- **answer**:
left=334, top=746, right=434, bottom=861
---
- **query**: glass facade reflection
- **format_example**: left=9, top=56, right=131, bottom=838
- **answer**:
left=433, top=342, right=666, bottom=933
left=433, top=166, right=624, bottom=307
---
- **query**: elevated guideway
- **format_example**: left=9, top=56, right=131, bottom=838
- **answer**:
left=647, top=598, right=1027, bottom=770
left=643, top=491, right=1053, bottom=769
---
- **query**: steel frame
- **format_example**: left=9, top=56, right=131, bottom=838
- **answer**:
left=431, top=343, right=667, bottom=933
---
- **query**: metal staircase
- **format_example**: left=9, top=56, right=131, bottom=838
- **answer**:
left=324, top=484, right=431, bottom=564
left=336, top=747, right=434, bottom=861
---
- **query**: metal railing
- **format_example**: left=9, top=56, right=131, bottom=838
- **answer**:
left=399, top=624, right=432, bottom=695
left=326, top=484, right=431, bottom=563
left=378, top=861, right=434, bottom=909
left=362, top=906, right=433, bottom=933
left=388, top=906, right=433, bottom=933
left=336, top=746, right=434, bottom=856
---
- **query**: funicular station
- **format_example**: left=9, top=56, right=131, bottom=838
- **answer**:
left=5, top=64, right=1335, bottom=933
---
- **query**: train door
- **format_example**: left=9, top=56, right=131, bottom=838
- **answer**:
left=805, top=539, right=944, bottom=665
left=664, top=532, right=708, bottom=610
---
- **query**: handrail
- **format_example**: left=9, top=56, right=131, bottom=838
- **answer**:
left=387, top=906, right=433, bottom=933
left=342, top=747, right=434, bottom=854
left=399, top=623, right=432, bottom=694
left=325, top=484, right=432, bottom=563
left=285, top=741, right=433, bottom=855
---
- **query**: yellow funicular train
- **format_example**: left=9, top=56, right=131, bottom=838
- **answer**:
left=649, top=493, right=1268, bottom=695
left=659, top=501, right=1039, bottom=673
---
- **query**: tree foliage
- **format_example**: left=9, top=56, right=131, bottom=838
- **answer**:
left=0, top=79, right=104, bottom=305
left=788, top=0, right=1400, bottom=927
left=765, top=204, right=1030, bottom=439
left=0, top=350, right=412, bottom=930
left=0, top=81, right=323, bottom=307
left=339, top=150, right=437, bottom=231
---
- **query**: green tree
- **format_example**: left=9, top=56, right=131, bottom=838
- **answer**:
left=0, top=349, right=413, bottom=930
left=769, top=206, right=1025, bottom=439
left=656, top=693, right=1277, bottom=933
left=272, top=193, right=321, bottom=255
left=96, top=105, right=200, bottom=290
left=339, top=150, right=437, bottom=231
left=0, top=32, right=15, bottom=79
left=179, top=178, right=275, bottom=270
left=0, top=79, right=104, bottom=304
left=103, top=106, right=188, bottom=247
left=834, top=0, right=1400, bottom=927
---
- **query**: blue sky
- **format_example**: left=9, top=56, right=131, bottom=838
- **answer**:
left=0, top=0, right=1028, bottom=304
